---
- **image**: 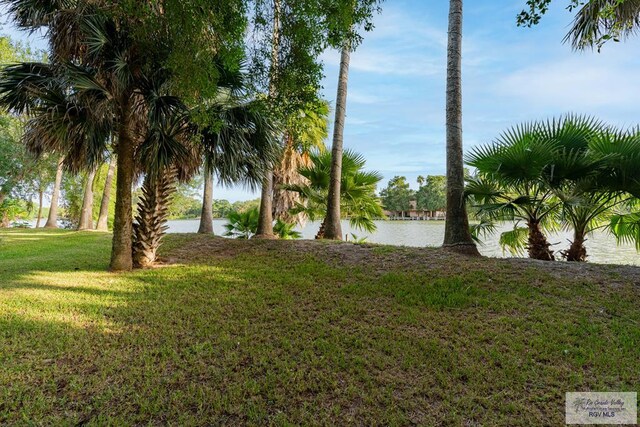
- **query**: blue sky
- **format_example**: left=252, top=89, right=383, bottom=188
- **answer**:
left=3, top=1, right=640, bottom=201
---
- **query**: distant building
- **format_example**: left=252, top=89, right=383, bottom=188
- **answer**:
left=383, top=200, right=446, bottom=220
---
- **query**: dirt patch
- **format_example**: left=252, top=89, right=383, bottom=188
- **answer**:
left=163, top=234, right=640, bottom=286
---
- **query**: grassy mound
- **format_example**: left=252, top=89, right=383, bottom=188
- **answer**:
left=0, top=229, right=638, bottom=425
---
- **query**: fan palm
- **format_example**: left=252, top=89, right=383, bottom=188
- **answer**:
left=468, top=115, right=632, bottom=261
left=197, top=95, right=281, bottom=235
left=565, top=0, right=640, bottom=49
left=466, top=122, right=562, bottom=260
left=224, top=207, right=260, bottom=239
left=284, top=148, right=384, bottom=239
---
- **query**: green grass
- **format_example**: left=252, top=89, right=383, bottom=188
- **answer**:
left=0, top=229, right=639, bottom=425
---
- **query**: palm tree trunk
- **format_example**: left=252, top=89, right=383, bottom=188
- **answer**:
left=255, top=0, right=282, bottom=240
left=527, top=220, right=555, bottom=261
left=315, top=218, right=327, bottom=239
left=44, top=156, right=64, bottom=229
left=198, top=164, right=214, bottom=234
left=35, top=189, right=44, bottom=228
left=0, top=192, right=6, bottom=227
left=324, top=41, right=352, bottom=240
left=96, top=156, right=116, bottom=231
left=565, top=228, right=587, bottom=262
left=442, top=0, right=479, bottom=256
left=78, top=167, right=96, bottom=230
left=133, top=169, right=176, bottom=267
left=110, top=108, right=135, bottom=272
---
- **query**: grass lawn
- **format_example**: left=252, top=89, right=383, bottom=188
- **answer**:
left=0, top=229, right=638, bottom=425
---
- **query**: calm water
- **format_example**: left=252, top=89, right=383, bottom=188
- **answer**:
left=166, top=219, right=640, bottom=266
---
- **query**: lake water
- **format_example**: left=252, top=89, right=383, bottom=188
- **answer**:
left=166, top=219, right=640, bottom=266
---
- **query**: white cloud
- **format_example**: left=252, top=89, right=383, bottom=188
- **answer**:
left=498, top=57, right=640, bottom=111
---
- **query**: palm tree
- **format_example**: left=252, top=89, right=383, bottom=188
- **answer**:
left=467, top=115, right=631, bottom=261
left=285, top=149, right=383, bottom=239
left=44, top=156, right=63, bottom=228
left=0, top=3, right=207, bottom=270
left=198, top=163, right=216, bottom=234
left=96, top=155, right=116, bottom=231
left=225, top=207, right=260, bottom=239
left=443, top=0, right=479, bottom=255
left=466, top=121, right=566, bottom=260
left=255, top=0, right=283, bottom=240
left=132, top=169, right=178, bottom=267
left=196, top=94, right=280, bottom=237
left=273, top=219, right=302, bottom=239
left=324, top=41, right=351, bottom=240
left=273, top=101, right=329, bottom=225
left=591, top=129, right=640, bottom=251
left=565, top=0, right=640, bottom=49
left=77, top=167, right=96, bottom=230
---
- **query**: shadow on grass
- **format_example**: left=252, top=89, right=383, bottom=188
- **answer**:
left=1, top=230, right=640, bottom=425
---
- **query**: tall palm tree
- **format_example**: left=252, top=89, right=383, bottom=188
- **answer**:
left=284, top=149, right=383, bottom=239
left=196, top=96, right=279, bottom=238
left=198, top=162, right=216, bottom=234
left=77, top=166, right=96, bottom=230
left=96, top=155, right=116, bottom=231
left=44, top=156, right=63, bottom=228
left=255, top=0, right=282, bottom=240
left=443, top=0, right=479, bottom=255
left=324, top=41, right=351, bottom=240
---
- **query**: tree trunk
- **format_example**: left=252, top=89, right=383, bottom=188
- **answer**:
left=35, top=190, right=44, bottom=228
left=198, top=164, right=214, bottom=234
left=255, top=0, right=281, bottom=240
left=96, top=156, right=116, bottom=231
left=78, top=167, right=96, bottom=230
left=442, top=0, right=479, bottom=256
left=44, top=156, right=64, bottom=228
left=565, top=228, right=587, bottom=262
left=133, top=169, right=176, bottom=268
left=324, top=41, right=352, bottom=240
left=110, top=107, right=135, bottom=272
left=315, top=218, right=327, bottom=240
left=0, top=192, right=7, bottom=227
left=527, top=220, right=555, bottom=261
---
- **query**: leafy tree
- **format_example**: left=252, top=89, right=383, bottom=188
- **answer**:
left=0, top=114, right=31, bottom=223
left=168, top=185, right=202, bottom=220
left=251, top=0, right=383, bottom=239
left=380, top=176, right=414, bottom=217
left=212, top=199, right=233, bottom=218
left=0, top=36, right=40, bottom=224
left=285, top=149, right=384, bottom=238
left=416, top=175, right=447, bottom=213
left=443, top=0, right=479, bottom=255
left=232, top=199, right=261, bottom=213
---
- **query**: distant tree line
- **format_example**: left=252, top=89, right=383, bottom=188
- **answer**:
left=379, top=175, right=447, bottom=217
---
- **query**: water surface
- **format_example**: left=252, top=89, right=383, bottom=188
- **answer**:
left=166, top=219, right=640, bottom=266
